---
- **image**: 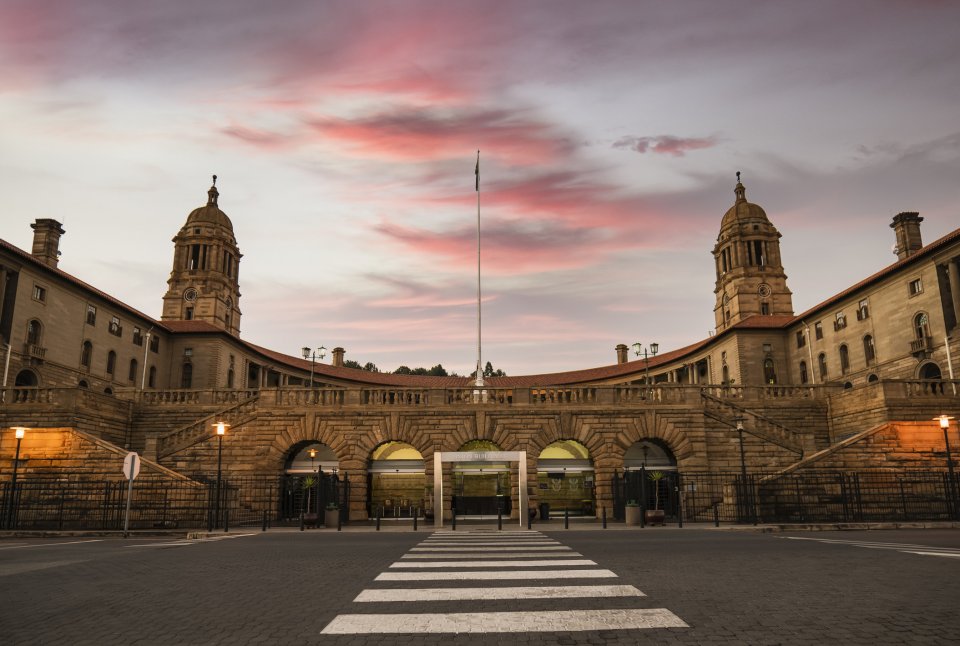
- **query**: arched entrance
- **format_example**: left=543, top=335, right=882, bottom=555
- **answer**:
left=452, top=440, right=512, bottom=516
left=14, top=369, right=39, bottom=387
left=536, top=439, right=595, bottom=517
left=367, top=441, right=425, bottom=518
left=279, top=442, right=343, bottom=523
left=616, top=440, right=679, bottom=520
left=918, top=362, right=942, bottom=380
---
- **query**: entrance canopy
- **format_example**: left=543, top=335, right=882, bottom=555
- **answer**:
left=434, top=451, right=528, bottom=528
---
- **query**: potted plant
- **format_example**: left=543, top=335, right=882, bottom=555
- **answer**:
left=644, top=471, right=666, bottom=525
left=301, top=475, right=319, bottom=527
left=624, top=500, right=641, bottom=526
left=324, top=501, right=340, bottom=528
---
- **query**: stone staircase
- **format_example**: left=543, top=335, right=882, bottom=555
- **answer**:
left=701, top=392, right=810, bottom=456
left=146, top=395, right=260, bottom=461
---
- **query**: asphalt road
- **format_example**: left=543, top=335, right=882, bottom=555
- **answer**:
left=1, top=527, right=958, bottom=645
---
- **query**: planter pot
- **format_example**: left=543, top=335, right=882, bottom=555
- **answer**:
left=324, top=508, right=340, bottom=528
left=303, top=512, right=319, bottom=528
left=624, top=506, right=642, bottom=526
left=644, top=509, right=666, bottom=526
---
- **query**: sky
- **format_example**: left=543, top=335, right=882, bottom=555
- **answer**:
left=2, top=0, right=959, bottom=376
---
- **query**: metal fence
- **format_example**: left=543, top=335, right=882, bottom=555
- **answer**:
left=612, top=469, right=959, bottom=524
left=0, top=473, right=350, bottom=531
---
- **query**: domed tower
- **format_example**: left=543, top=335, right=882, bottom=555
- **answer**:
left=713, top=173, right=793, bottom=333
left=161, top=176, right=242, bottom=335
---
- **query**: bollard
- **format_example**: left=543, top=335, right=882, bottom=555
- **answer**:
left=602, top=506, right=607, bottom=529
left=300, top=512, right=305, bottom=532
left=224, top=507, right=229, bottom=533
left=498, top=509, right=502, bottom=531
left=714, top=503, right=720, bottom=528
left=337, top=508, right=342, bottom=532
left=527, top=508, right=532, bottom=530
left=564, top=508, right=569, bottom=529
left=452, top=509, right=457, bottom=531
left=413, top=510, right=418, bottom=531
left=376, top=507, right=381, bottom=531
left=262, top=510, right=267, bottom=532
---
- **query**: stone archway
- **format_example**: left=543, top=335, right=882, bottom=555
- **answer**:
left=536, top=439, right=596, bottom=518
left=367, top=441, right=426, bottom=519
left=15, top=369, right=39, bottom=387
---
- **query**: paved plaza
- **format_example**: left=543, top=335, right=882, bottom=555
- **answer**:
left=1, top=526, right=959, bottom=645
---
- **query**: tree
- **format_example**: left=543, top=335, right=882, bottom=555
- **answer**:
left=427, top=364, right=448, bottom=376
left=473, top=361, right=506, bottom=378
left=394, top=366, right=412, bottom=375
left=393, top=364, right=448, bottom=376
left=343, top=359, right=362, bottom=370
left=362, top=362, right=380, bottom=373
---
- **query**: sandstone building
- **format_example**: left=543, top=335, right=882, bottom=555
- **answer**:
left=1, top=176, right=958, bottom=525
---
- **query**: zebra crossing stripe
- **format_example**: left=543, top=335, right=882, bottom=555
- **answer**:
left=420, top=541, right=559, bottom=546
left=376, top=569, right=617, bottom=581
left=353, top=584, right=646, bottom=602
left=321, top=608, right=688, bottom=634
left=400, top=552, right=583, bottom=559
left=389, top=559, right=596, bottom=568
left=411, top=546, right=569, bottom=551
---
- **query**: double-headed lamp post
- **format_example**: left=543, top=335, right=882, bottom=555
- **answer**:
left=631, top=342, right=659, bottom=385
left=936, top=415, right=957, bottom=518
left=7, top=427, right=27, bottom=528
left=213, top=421, right=228, bottom=529
left=301, top=346, right=326, bottom=388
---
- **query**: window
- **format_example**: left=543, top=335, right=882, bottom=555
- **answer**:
left=914, top=313, right=930, bottom=340
left=856, top=299, right=869, bottom=321
left=863, top=335, right=876, bottom=364
left=763, top=358, right=777, bottom=384
left=839, top=344, right=850, bottom=374
left=180, top=362, right=193, bottom=389
left=796, top=330, right=806, bottom=348
left=86, top=305, right=97, bottom=326
left=32, top=284, right=46, bottom=302
left=227, top=368, right=235, bottom=389
left=109, top=316, right=122, bottom=337
left=148, top=366, right=156, bottom=388
left=129, top=358, right=138, bottom=383
left=760, top=302, right=770, bottom=315
left=185, top=307, right=194, bottom=320
left=799, top=360, right=808, bottom=384
left=814, top=322, right=823, bottom=340
left=834, top=311, right=847, bottom=331
left=762, top=343, right=772, bottom=353
left=132, top=327, right=144, bottom=346
left=818, top=352, right=828, bottom=379
left=106, top=351, right=116, bottom=376
left=80, top=341, right=93, bottom=369
left=150, top=335, right=160, bottom=353
left=26, top=320, right=42, bottom=346
left=909, top=278, right=922, bottom=296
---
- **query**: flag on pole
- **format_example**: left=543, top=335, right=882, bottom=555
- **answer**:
left=475, top=150, right=479, bottom=191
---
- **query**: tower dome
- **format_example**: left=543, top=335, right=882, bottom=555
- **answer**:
left=719, top=172, right=772, bottom=233
left=184, top=176, right=234, bottom=231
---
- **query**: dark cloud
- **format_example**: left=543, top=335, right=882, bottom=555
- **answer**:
left=613, top=135, right=718, bottom=157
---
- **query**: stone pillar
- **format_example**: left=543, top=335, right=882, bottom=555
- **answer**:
left=949, top=259, right=960, bottom=331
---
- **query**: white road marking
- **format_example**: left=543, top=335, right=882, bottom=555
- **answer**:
left=389, top=559, right=596, bottom=568
left=0, top=539, right=104, bottom=550
left=419, top=541, right=559, bottom=546
left=376, top=569, right=617, bottom=581
left=321, top=608, right=687, bottom=634
left=0, top=559, right=89, bottom=576
left=782, top=536, right=960, bottom=557
left=354, top=585, right=645, bottom=602
left=902, top=550, right=960, bottom=559
left=411, top=546, right=569, bottom=551
left=123, top=533, right=258, bottom=548
left=400, top=551, right=583, bottom=559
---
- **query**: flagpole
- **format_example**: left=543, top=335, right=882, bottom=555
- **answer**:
left=475, top=150, right=484, bottom=389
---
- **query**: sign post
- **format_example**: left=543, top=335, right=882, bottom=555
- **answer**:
left=122, top=452, right=141, bottom=537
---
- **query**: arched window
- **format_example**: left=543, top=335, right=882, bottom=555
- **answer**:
left=863, top=335, right=876, bottom=364
left=14, top=369, right=38, bottom=387
left=763, top=358, right=777, bottom=384
left=818, top=353, right=828, bottom=380
left=839, top=344, right=850, bottom=374
left=129, top=358, right=138, bottom=383
left=106, top=351, right=117, bottom=376
left=227, top=368, right=235, bottom=389
left=799, top=361, right=808, bottom=384
left=80, top=341, right=93, bottom=369
left=26, top=319, right=43, bottom=346
left=180, top=362, right=193, bottom=389
left=148, top=366, right=157, bottom=388
left=914, top=313, right=930, bottom=340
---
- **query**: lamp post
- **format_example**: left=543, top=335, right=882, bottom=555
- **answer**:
left=6, top=427, right=26, bottom=529
left=733, top=416, right=751, bottom=523
left=213, top=421, right=228, bottom=530
left=936, top=415, right=957, bottom=519
left=308, top=447, right=317, bottom=473
left=301, top=346, right=327, bottom=388
left=631, top=342, right=659, bottom=385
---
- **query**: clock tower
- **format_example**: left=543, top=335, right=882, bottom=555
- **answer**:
left=713, top=174, right=793, bottom=333
left=161, top=176, right=242, bottom=335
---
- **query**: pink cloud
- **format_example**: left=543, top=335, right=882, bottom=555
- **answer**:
left=613, top=135, right=718, bottom=156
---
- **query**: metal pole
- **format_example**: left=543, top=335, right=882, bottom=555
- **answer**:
left=474, top=150, right=484, bottom=389
left=737, top=422, right=749, bottom=523
left=309, top=355, right=315, bottom=389
left=564, top=508, right=569, bottom=529
left=8, top=436, right=22, bottom=529
left=215, top=434, right=223, bottom=530
left=944, top=423, right=959, bottom=520
left=123, top=472, right=134, bottom=537
left=602, top=506, right=607, bottom=529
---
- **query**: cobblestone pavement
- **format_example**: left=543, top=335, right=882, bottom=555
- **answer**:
left=1, top=526, right=959, bottom=644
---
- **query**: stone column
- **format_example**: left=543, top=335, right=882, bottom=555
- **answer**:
left=949, top=259, right=960, bottom=331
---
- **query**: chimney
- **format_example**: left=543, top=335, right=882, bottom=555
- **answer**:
left=332, top=347, right=345, bottom=367
left=890, top=212, right=923, bottom=260
left=31, top=219, right=65, bottom=268
left=615, top=344, right=629, bottom=364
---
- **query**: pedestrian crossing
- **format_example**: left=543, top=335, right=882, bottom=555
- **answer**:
left=321, top=530, right=688, bottom=635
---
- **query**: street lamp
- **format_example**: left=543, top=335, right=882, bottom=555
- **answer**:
left=936, top=415, right=957, bottom=518
left=631, top=342, right=659, bottom=385
left=301, top=346, right=327, bottom=388
left=308, top=447, right=317, bottom=473
left=213, top=421, right=228, bottom=530
left=6, top=427, right=27, bottom=529
left=733, top=416, right=751, bottom=523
